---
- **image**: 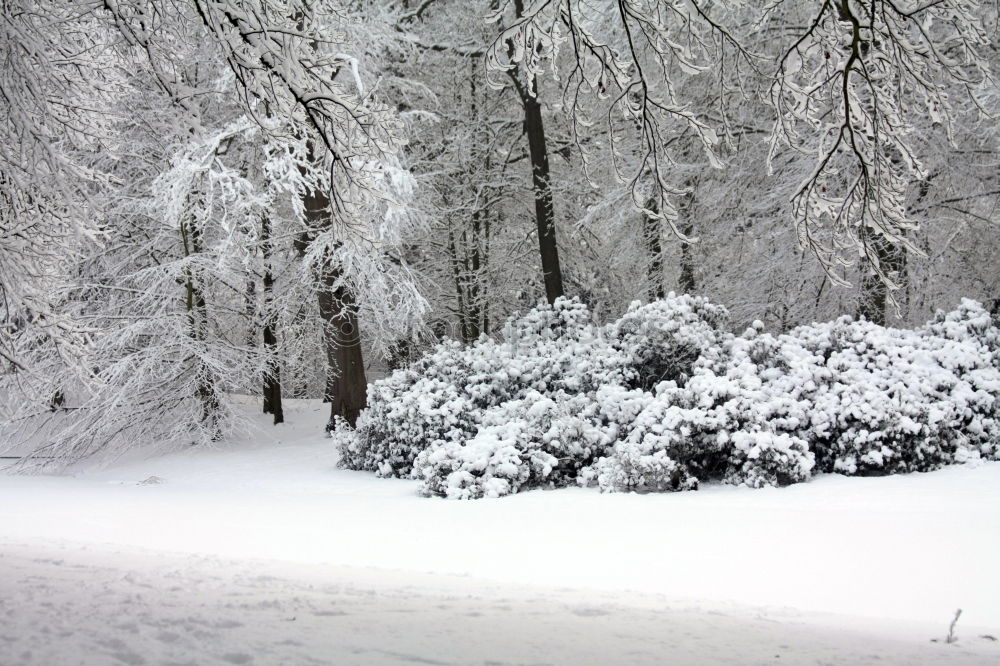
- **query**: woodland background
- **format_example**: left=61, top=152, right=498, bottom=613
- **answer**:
left=1, top=0, right=997, bottom=463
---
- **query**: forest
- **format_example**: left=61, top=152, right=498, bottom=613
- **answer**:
left=2, top=3, right=1000, bottom=663
left=1, top=0, right=998, bottom=469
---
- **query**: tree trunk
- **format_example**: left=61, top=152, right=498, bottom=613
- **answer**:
left=512, top=0, right=563, bottom=304
left=466, top=60, right=484, bottom=337
left=318, top=264, right=367, bottom=428
left=857, top=233, right=904, bottom=327
left=300, top=172, right=368, bottom=429
left=520, top=87, right=564, bottom=304
left=678, top=220, right=696, bottom=295
left=643, top=197, right=665, bottom=300
left=260, top=215, right=283, bottom=424
left=467, top=210, right=483, bottom=340
left=446, top=220, right=472, bottom=343
left=180, top=216, right=220, bottom=441
left=244, top=279, right=256, bottom=348
left=678, top=184, right=696, bottom=295
left=482, top=210, right=491, bottom=335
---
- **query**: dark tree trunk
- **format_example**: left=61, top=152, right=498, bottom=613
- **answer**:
left=446, top=221, right=472, bottom=343
left=643, top=197, right=665, bottom=300
left=260, top=215, right=283, bottom=424
left=857, top=270, right=887, bottom=326
left=678, top=220, right=696, bottom=295
left=318, top=264, right=367, bottom=428
left=300, top=171, right=367, bottom=428
left=512, top=0, right=563, bottom=304
left=181, top=216, right=220, bottom=441
left=858, top=234, right=904, bottom=327
left=677, top=183, right=696, bottom=295
left=482, top=210, right=492, bottom=336
left=466, top=61, right=484, bottom=338
left=520, top=87, right=564, bottom=304
left=245, top=279, right=256, bottom=348
left=467, top=210, right=483, bottom=340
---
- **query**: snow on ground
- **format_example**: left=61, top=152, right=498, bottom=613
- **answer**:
left=2, top=542, right=997, bottom=666
left=2, top=399, right=999, bottom=664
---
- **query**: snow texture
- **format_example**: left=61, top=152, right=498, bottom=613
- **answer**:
left=2, top=541, right=998, bottom=666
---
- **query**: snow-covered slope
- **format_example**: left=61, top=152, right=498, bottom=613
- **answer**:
left=2, top=399, right=998, bottom=664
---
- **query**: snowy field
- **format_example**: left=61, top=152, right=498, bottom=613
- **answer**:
left=2, top=399, right=999, bottom=665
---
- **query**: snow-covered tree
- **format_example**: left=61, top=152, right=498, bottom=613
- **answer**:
left=2, top=0, right=427, bottom=464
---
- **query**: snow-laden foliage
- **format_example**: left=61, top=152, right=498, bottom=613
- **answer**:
left=414, top=390, right=612, bottom=499
left=790, top=306, right=1000, bottom=474
left=765, top=1, right=997, bottom=291
left=337, top=295, right=1000, bottom=499
left=341, top=298, right=627, bottom=481
left=611, top=297, right=730, bottom=389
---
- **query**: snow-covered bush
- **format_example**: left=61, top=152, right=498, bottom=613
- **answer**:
left=610, top=294, right=730, bottom=389
left=499, top=298, right=630, bottom=398
left=795, top=315, right=1000, bottom=474
left=341, top=298, right=626, bottom=480
left=583, top=390, right=705, bottom=493
left=923, top=298, right=1000, bottom=368
left=414, top=391, right=612, bottom=498
left=585, top=328, right=817, bottom=494
left=336, top=296, right=1000, bottom=499
left=414, top=423, right=532, bottom=499
left=339, top=375, right=477, bottom=477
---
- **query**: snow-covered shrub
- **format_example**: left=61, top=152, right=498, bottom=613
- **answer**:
left=583, top=390, right=705, bottom=493
left=499, top=298, right=630, bottom=398
left=341, top=375, right=477, bottom=477
left=414, top=391, right=612, bottom=498
left=923, top=298, right=1000, bottom=368
left=610, top=294, right=730, bottom=390
left=341, top=298, right=627, bottom=479
left=784, top=313, right=1000, bottom=474
left=701, top=325, right=817, bottom=486
left=924, top=298, right=999, bottom=341
left=337, top=295, right=999, bottom=499
left=586, top=329, right=817, bottom=493
left=724, top=431, right=815, bottom=488
left=414, top=423, right=532, bottom=499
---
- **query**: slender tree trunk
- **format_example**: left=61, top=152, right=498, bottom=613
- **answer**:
left=512, top=0, right=563, bottom=304
left=678, top=220, right=696, bottom=295
left=260, top=215, right=283, bottom=424
left=467, top=59, right=484, bottom=337
left=468, top=210, right=482, bottom=340
left=677, top=184, right=696, bottom=295
left=180, top=216, right=220, bottom=440
left=857, top=234, right=904, bottom=327
left=244, top=279, right=256, bottom=348
left=446, top=222, right=472, bottom=343
left=643, top=197, right=665, bottom=300
left=520, top=87, right=564, bottom=304
left=482, top=211, right=491, bottom=336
